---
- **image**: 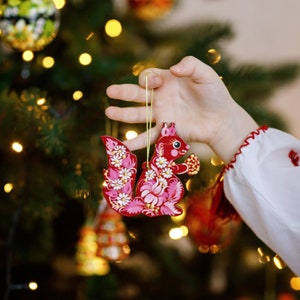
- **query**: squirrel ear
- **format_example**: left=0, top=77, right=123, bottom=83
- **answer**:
left=161, top=122, right=169, bottom=136
left=169, top=122, right=176, bottom=135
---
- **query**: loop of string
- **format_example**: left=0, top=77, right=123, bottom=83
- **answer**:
left=145, top=73, right=154, bottom=168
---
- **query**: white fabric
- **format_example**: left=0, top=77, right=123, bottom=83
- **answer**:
left=224, top=127, right=300, bottom=276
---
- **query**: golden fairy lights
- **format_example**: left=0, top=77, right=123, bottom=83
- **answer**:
left=169, top=226, right=188, bottom=240
left=11, top=142, right=23, bottom=153
left=73, top=90, right=83, bottom=101
left=28, top=282, right=38, bottom=291
left=290, top=277, right=300, bottom=291
left=257, top=247, right=287, bottom=269
left=257, top=247, right=300, bottom=292
left=125, top=130, right=138, bottom=140
left=18, top=17, right=123, bottom=72
left=42, top=56, right=55, bottom=68
left=105, top=19, right=122, bottom=38
left=22, top=50, right=34, bottom=62
left=4, top=183, right=13, bottom=193
left=78, top=52, right=92, bottom=66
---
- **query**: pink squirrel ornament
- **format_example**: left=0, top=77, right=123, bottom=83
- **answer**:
left=101, top=122, right=200, bottom=217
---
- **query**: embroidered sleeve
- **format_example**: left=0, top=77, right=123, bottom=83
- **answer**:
left=223, top=127, right=300, bottom=276
left=225, top=125, right=269, bottom=171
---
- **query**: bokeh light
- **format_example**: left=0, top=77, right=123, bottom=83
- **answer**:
left=273, top=254, right=286, bottom=269
left=42, top=56, right=55, bottom=69
left=257, top=247, right=271, bottom=264
left=4, top=183, right=13, bottom=193
left=206, top=48, right=221, bottom=65
left=73, top=90, right=83, bottom=101
left=11, top=142, right=23, bottom=153
left=79, top=53, right=92, bottom=66
left=169, top=226, right=188, bottom=240
left=105, top=19, right=122, bottom=38
left=28, top=281, right=38, bottom=291
left=290, top=277, right=300, bottom=291
left=22, top=50, right=34, bottom=62
left=125, top=130, right=138, bottom=140
left=36, top=98, right=46, bottom=106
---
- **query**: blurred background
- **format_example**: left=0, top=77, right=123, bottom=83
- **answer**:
left=1, top=0, right=300, bottom=299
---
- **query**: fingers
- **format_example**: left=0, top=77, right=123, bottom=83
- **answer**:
left=170, top=56, right=217, bottom=83
left=106, top=84, right=146, bottom=103
left=105, top=106, right=149, bottom=123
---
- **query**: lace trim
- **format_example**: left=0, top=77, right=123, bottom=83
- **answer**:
left=224, top=125, right=269, bottom=171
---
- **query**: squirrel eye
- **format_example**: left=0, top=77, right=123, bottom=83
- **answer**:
left=173, top=141, right=181, bottom=149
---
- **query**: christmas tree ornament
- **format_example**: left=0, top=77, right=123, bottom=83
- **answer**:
left=95, top=201, right=130, bottom=262
left=0, top=0, right=60, bottom=52
left=185, top=173, right=242, bottom=253
left=128, top=0, right=174, bottom=21
left=102, top=76, right=200, bottom=217
left=76, top=223, right=110, bottom=276
left=101, top=123, right=200, bottom=217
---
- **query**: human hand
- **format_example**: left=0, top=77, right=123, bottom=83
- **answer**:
left=105, top=56, right=258, bottom=163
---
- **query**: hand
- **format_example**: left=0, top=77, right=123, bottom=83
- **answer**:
left=105, top=56, right=258, bottom=164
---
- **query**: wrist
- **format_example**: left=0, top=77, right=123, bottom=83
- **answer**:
left=210, top=105, right=259, bottom=164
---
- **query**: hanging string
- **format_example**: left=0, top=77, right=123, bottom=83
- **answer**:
left=145, top=73, right=154, bottom=169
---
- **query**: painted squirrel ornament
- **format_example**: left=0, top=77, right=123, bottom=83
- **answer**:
left=101, top=122, right=200, bottom=217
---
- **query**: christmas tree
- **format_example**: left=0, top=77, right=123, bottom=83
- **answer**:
left=0, top=0, right=299, bottom=299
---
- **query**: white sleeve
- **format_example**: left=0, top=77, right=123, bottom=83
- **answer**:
left=223, top=127, right=300, bottom=276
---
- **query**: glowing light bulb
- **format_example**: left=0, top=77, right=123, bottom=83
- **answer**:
left=11, top=142, right=23, bottom=153
left=28, top=282, right=38, bottom=290
left=4, top=183, right=13, bottom=193
left=125, top=130, right=138, bottom=140
left=42, top=56, right=55, bottom=68
left=105, top=19, right=122, bottom=38
left=290, top=277, right=300, bottom=291
left=73, top=90, right=83, bottom=101
left=36, top=98, right=46, bottom=106
left=169, top=227, right=183, bottom=240
left=79, top=53, right=92, bottom=66
left=22, top=50, right=34, bottom=62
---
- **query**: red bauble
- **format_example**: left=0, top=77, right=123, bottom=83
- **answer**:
left=185, top=174, right=242, bottom=253
left=128, top=0, right=174, bottom=21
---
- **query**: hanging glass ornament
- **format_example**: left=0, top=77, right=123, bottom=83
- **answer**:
left=95, top=202, right=131, bottom=262
left=76, top=223, right=110, bottom=276
left=0, top=0, right=60, bottom=51
left=128, top=0, right=174, bottom=21
left=185, top=173, right=242, bottom=254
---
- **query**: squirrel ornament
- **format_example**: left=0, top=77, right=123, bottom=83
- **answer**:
left=101, top=122, right=200, bottom=217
